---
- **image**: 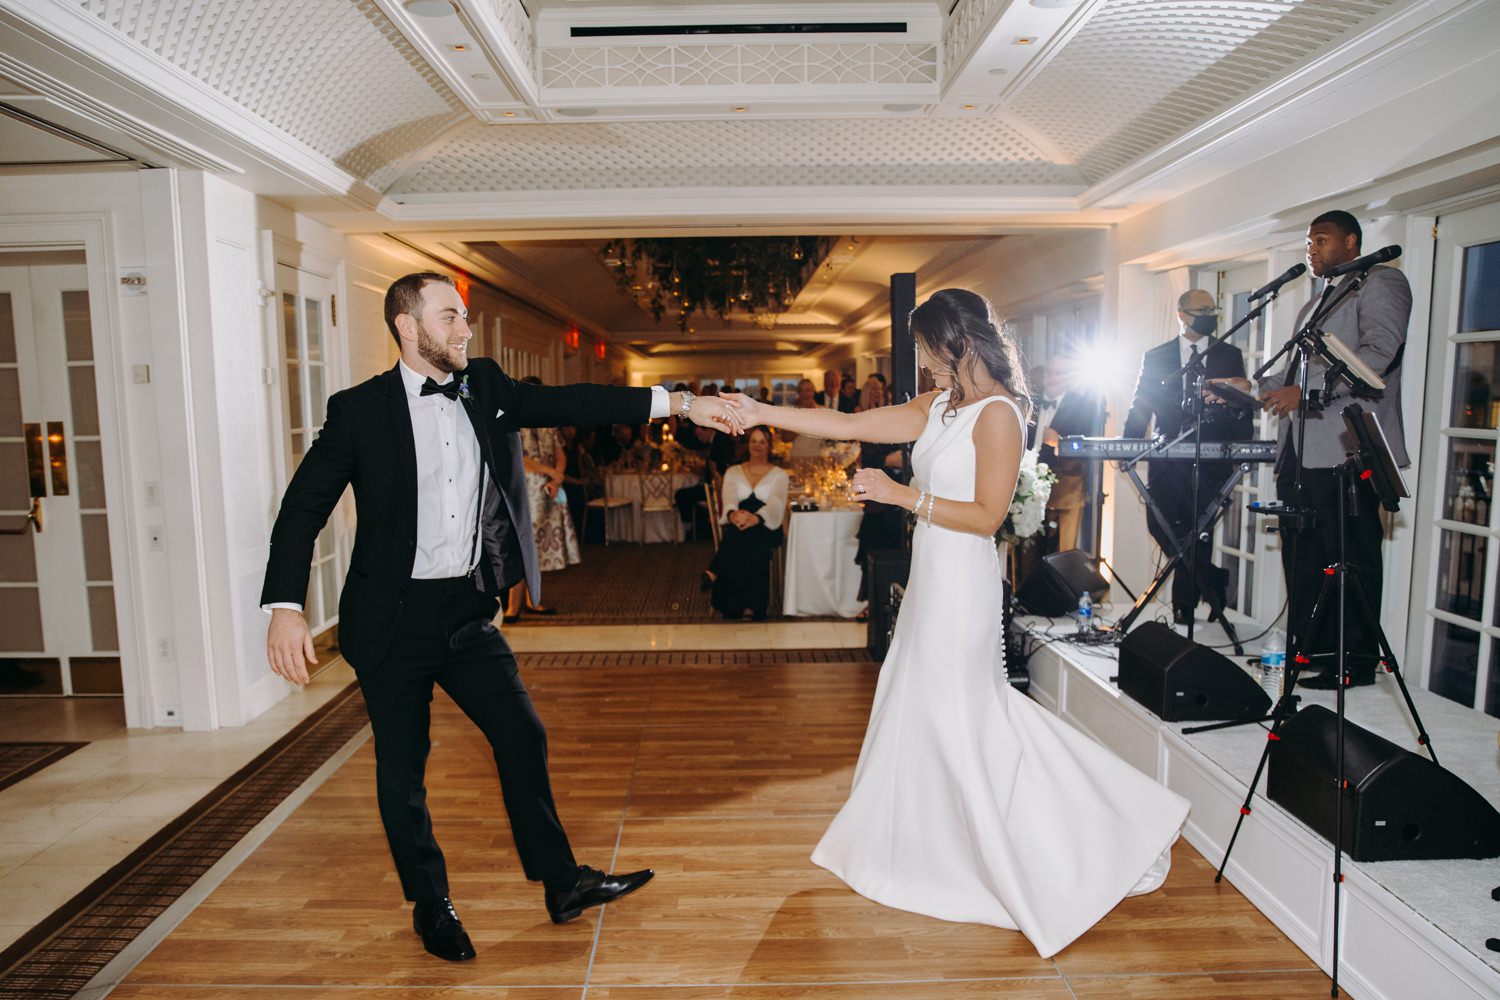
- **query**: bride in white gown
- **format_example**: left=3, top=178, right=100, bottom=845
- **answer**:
left=725, top=289, right=1189, bottom=959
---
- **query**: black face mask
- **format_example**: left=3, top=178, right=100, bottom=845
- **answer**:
left=1189, top=314, right=1217, bottom=337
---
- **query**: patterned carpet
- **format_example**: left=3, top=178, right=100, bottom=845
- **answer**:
left=0, top=742, right=86, bottom=793
left=523, top=540, right=840, bottom=625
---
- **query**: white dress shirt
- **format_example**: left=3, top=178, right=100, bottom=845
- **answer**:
left=1179, top=334, right=1204, bottom=367
left=402, top=361, right=485, bottom=579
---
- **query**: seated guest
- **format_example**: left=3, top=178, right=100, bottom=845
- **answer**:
left=858, top=373, right=887, bottom=412
left=560, top=425, right=590, bottom=537
left=594, top=422, right=635, bottom=468
left=701, top=426, right=789, bottom=620
left=787, top=378, right=826, bottom=459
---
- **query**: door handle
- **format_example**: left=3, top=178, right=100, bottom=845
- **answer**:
left=0, top=497, right=42, bottom=535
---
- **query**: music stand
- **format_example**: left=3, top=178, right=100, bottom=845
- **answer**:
left=1342, top=403, right=1409, bottom=512
left=1202, top=381, right=1264, bottom=412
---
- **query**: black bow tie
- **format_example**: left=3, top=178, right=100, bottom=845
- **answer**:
left=420, top=377, right=463, bottom=401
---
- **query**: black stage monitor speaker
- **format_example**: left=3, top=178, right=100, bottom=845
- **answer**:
left=1015, top=550, right=1109, bottom=616
left=1118, top=621, right=1271, bottom=722
left=1268, top=704, right=1500, bottom=861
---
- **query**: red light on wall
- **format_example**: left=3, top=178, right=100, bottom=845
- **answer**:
left=563, top=324, right=580, bottom=350
left=453, top=274, right=471, bottom=306
left=594, top=340, right=607, bottom=361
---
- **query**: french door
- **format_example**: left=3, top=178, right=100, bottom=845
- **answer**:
left=0, top=261, right=119, bottom=695
left=1412, top=201, right=1500, bottom=717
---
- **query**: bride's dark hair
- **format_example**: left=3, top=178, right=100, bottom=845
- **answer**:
left=909, top=288, right=1030, bottom=421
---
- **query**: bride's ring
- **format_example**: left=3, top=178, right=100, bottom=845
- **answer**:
left=854, top=484, right=867, bottom=494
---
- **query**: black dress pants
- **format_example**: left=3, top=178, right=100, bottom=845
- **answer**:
left=356, top=576, right=576, bottom=905
left=708, top=524, right=781, bottom=619
left=1144, top=459, right=1234, bottom=610
left=1276, top=462, right=1384, bottom=664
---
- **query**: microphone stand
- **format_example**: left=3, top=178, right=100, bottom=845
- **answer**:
left=1201, top=261, right=1400, bottom=999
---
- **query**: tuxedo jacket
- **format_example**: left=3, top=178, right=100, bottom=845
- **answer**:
left=261, top=358, right=654, bottom=670
left=1032, top=390, right=1107, bottom=475
left=1123, top=338, right=1251, bottom=442
left=1279, top=266, right=1411, bottom=469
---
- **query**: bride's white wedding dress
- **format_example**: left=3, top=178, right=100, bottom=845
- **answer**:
left=811, top=392, right=1189, bottom=959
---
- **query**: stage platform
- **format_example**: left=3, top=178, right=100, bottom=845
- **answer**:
left=1017, top=612, right=1500, bottom=1000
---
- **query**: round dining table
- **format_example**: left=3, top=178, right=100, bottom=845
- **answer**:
left=782, top=506, right=867, bottom=618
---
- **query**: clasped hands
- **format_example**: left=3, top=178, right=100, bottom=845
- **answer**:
left=725, top=509, right=760, bottom=530
left=688, top=394, right=748, bottom=434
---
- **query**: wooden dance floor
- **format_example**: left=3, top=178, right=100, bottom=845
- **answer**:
left=111, top=653, right=1330, bottom=998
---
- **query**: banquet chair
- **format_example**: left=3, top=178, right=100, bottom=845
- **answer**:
left=698, top=466, right=724, bottom=546
left=636, top=467, right=681, bottom=544
left=768, top=497, right=790, bottom=612
left=581, top=454, right=631, bottom=545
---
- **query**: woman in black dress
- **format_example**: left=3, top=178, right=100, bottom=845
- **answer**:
left=701, top=426, right=790, bottom=620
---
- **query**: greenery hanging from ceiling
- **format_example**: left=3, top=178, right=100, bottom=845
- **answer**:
left=598, top=236, right=834, bottom=331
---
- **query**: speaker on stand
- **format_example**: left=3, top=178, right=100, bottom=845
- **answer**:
left=1015, top=549, right=1110, bottom=617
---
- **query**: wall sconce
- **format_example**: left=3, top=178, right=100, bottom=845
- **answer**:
left=594, top=340, right=607, bottom=361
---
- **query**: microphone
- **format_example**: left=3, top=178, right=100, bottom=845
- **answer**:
left=1247, top=263, right=1306, bottom=302
left=1324, top=244, right=1401, bottom=278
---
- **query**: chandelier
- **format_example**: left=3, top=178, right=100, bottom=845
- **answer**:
left=599, top=236, right=833, bottom=331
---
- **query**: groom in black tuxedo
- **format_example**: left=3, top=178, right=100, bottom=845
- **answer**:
left=262, top=272, right=741, bottom=961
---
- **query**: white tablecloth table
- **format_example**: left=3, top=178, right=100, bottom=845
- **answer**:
left=605, top=471, right=700, bottom=543
left=782, top=507, right=866, bottom=618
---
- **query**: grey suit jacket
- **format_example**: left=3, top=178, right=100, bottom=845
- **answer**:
left=1278, top=265, right=1412, bottom=469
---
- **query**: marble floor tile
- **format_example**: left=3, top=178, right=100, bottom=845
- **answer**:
left=0, top=861, right=104, bottom=925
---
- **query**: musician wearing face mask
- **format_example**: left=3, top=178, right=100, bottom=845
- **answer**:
left=1123, top=289, right=1253, bottom=626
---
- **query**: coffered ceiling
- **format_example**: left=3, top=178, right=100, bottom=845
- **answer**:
left=0, top=0, right=1464, bottom=358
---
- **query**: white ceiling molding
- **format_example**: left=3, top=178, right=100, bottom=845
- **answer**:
left=386, top=117, right=1080, bottom=195
left=372, top=0, right=540, bottom=121
left=1079, top=0, right=1480, bottom=210
left=1010, top=0, right=1402, bottom=183
left=67, top=0, right=469, bottom=188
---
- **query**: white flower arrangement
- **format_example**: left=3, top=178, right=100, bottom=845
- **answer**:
left=997, top=449, right=1057, bottom=546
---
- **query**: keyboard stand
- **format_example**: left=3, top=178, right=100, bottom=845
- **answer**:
left=1104, top=444, right=1251, bottom=654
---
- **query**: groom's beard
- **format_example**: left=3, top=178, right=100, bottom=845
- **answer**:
left=417, top=322, right=465, bottom=374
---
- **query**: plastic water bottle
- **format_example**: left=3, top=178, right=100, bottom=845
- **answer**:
left=1076, top=591, right=1094, bottom=636
left=1260, top=629, right=1286, bottom=700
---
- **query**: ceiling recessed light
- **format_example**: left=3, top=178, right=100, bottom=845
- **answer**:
left=450, top=43, right=467, bottom=52
left=1013, top=36, right=1037, bottom=45
left=403, top=0, right=453, bottom=16
left=733, top=106, right=747, bottom=112
left=882, top=103, right=921, bottom=112
left=471, top=73, right=491, bottom=81
left=962, top=104, right=976, bottom=110
left=988, top=67, right=1009, bottom=75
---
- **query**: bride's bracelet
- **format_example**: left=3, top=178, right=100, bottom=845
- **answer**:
left=924, top=493, right=937, bottom=524
left=911, top=490, right=927, bottom=514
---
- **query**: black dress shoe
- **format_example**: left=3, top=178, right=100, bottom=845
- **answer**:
left=1298, top=669, right=1375, bottom=689
left=545, top=865, right=654, bottom=924
left=412, top=898, right=476, bottom=961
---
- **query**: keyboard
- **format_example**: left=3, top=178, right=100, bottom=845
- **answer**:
left=1058, top=437, right=1278, bottom=462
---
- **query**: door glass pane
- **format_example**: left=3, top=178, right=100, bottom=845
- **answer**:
left=1486, top=642, right=1500, bottom=718
left=0, top=292, right=14, bottom=363
left=304, top=298, right=323, bottom=361
left=0, top=588, right=43, bottom=650
left=320, top=561, right=338, bottom=616
left=282, top=293, right=298, bottom=356
left=73, top=439, right=106, bottom=508
left=1429, top=619, right=1479, bottom=707
left=1223, top=553, right=1240, bottom=608
left=69, top=367, right=99, bottom=436
left=62, top=290, right=92, bottom=362
left=0, top=369, right=19, bottom=431
left=1443, top=439, right=1495, bottom=526
left=1242, top=557, right=1254, bottom=618
left=1450, top=341, right=1499, bottom=429
left=81, top=512, right=112, bottom=579
left=286, top=361, right=302, bottom=427
left=87, top=584, right=118, bottom=650
left=0, top=441, right=27, bottom=506
left=1458, top=239, right=1500, bottom=333
left=290, top=431, right=304, bottom=463
left=309, top=365, right=325, bottom=427
left=1434, top=529, right=1487, bottom=619
left=0, top=531, right=37, bottom=582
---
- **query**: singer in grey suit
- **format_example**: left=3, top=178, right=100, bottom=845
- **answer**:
left=1261, top=210, right=1411, bottom=687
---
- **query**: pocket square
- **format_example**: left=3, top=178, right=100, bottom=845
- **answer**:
left=495, top=407, right=505, bottom=418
